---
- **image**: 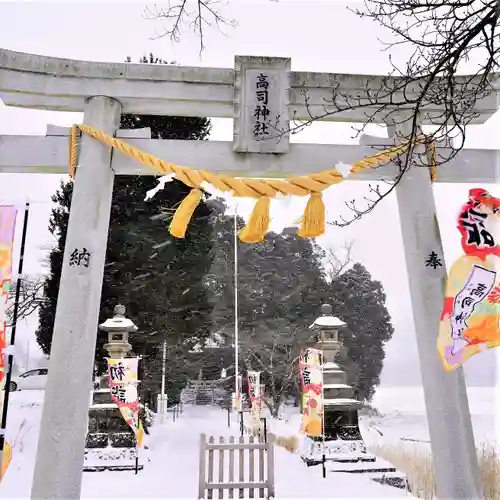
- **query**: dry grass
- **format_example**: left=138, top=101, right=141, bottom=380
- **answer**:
left=243, top=423, right=299, bottom=453
left=275, top=435, right=299, bottom=453
left=372, top=442, right=500, bottom=500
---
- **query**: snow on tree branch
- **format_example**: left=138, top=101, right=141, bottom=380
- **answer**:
left=6, top=275, right=46, bottom=328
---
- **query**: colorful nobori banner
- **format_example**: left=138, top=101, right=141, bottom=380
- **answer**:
left=247, top=371, right=261, bottom=425
left=438, top=189, right=500, bottom=371
left=0, top=206, right=18, bottom=483
left=0, top=206, right=18, bottom=396
left=299, top=348, right=324, bottom=437
left=107, top=358, right=144, bottom=447
left=0, top=441, right=12, bottom=482
left=238, top=374, right=243, bottom=401
left=233, top=374, right=243, bottom=411
left=247, top=370, right=260, bottom=403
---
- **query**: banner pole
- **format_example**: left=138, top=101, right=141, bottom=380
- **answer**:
left=233, top=210, right=239, bottom=407
left=0, top=202, right=30, bottom=475
left=321, top=349, right=326, bottom=478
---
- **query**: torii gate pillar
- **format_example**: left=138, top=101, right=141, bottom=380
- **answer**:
left=31, top=96, right=121, bottom=500
left=388, top=117, right=483, bottom=499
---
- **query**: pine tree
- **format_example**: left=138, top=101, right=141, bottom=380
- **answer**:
left=204, top=212, right=328, bottom=414
left=325, top=263, right=394, bottom=402
left=36, top=55, right=214, bottom=404
left=204, top=213, right=394, bottom=410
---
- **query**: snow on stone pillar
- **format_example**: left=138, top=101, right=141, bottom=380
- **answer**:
left=31, top=96, right=122, bottom=500
left=388, top=120, right=483, bottom=499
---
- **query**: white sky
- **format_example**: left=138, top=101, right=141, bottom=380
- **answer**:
left=0, top=0, right=499, bottom=384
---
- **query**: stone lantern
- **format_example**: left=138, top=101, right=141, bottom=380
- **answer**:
left=309, top=304, right=363, bottom=443
left=99, top=304, right=137, bottom=359
left=301, top=305, right=396, bottom=475
left=84, top=304, right=141, bottom=471
left=310, top=303, right=345, bottom=361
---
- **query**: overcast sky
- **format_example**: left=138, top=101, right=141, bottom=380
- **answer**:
left=0, top=0, right=499, bottom=385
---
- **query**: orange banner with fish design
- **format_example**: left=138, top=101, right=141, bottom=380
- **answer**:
left=299, top=348, right=324, bottom=437
left=438, top=189, right=500, bottom=371
left=0, top=206, right=18, bottom=394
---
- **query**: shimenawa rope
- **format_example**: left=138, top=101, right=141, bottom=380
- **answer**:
left=69, top=124, right=436, bottom=243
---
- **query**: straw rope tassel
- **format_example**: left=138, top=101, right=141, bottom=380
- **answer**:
left=427, top=140, right=438, bottom=182
left=239, top=196, right=271, bottom=243
left=297, top=192, right=326, bottom=238
left=169, top=188, right=204, bottom=238
left=69, top=124, right=79, bottom=179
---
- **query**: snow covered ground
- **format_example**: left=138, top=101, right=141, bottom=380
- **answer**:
left=2, top=391, right=413, bottom=499
left=2, top=386, right=497, bottom=499
left=365, top=386, right=498, bottom=450
left=260, top=386, right=498, bottom=452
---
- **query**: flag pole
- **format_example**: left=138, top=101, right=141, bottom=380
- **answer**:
left=321, top=349, right=326, bottom=478
left=0, top=202, right=30, bottom=474
left=233, top=209, right=239, bottom=411
left=135, top=440, right=139, bottom=475
left=160, top=340, right=167, bottom=424
left=136, top=356, right=142, bottom=474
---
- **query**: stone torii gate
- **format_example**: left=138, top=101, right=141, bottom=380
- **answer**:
left=0, top=50, right=498, bottom=499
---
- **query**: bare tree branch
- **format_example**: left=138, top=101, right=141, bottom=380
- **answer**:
left=5, top=275, right=46, bottom=328
left=144, top=1, right=237, bottom=55
left=325, top=240, right=355, bottom=280
left=281, top=0, right=500, bottom=225
left=145, top=0, right=499, bottom=226
left=239, top=322, right=311, bottom=416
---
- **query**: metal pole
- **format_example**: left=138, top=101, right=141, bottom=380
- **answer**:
left=0, top=202, right=29, bottom=474
left=160, top=339, right=167, bottom=423
left=260, top=417, right=267, bottom=443
left=496, top=349, right=500, bottom=452
left=320, top=349, right=326, bottom=479
left=25, top=335, right=30, bottom=371
left=134, top=443, right=139, bottom=475
left=233, top=211, right=239, bottom=404
left=227, top=407, right=231, bottom=428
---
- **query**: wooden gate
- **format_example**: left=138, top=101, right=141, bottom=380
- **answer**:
left=198, top=433, right=275, bottom=499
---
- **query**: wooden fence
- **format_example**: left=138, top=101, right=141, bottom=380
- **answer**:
left=198, top=433, right=275, bottom=499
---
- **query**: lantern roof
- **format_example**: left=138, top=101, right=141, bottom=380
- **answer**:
left=99, top=304, right=138, bottom=332
left=309, top=304, right=346, bottom=329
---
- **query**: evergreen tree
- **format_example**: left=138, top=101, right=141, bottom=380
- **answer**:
left=204, top=212, right=328, bottom=414
left=204, top=212, right=394, bottom=410
left=325, top=263, right=394, bottom=402
left=36, top=55, right=214, bottom=404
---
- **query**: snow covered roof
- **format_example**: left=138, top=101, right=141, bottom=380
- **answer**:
left=309, top=316, right=346, bottom=329
left=90, top=403, right=119, bottom=410
left=324, top=398, right=362, bottom=407
left=323, top=362, right=342, bottom=370
left=323, top=384, right=352, bottom=389
left=100, top=317, right=137, bottom=331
